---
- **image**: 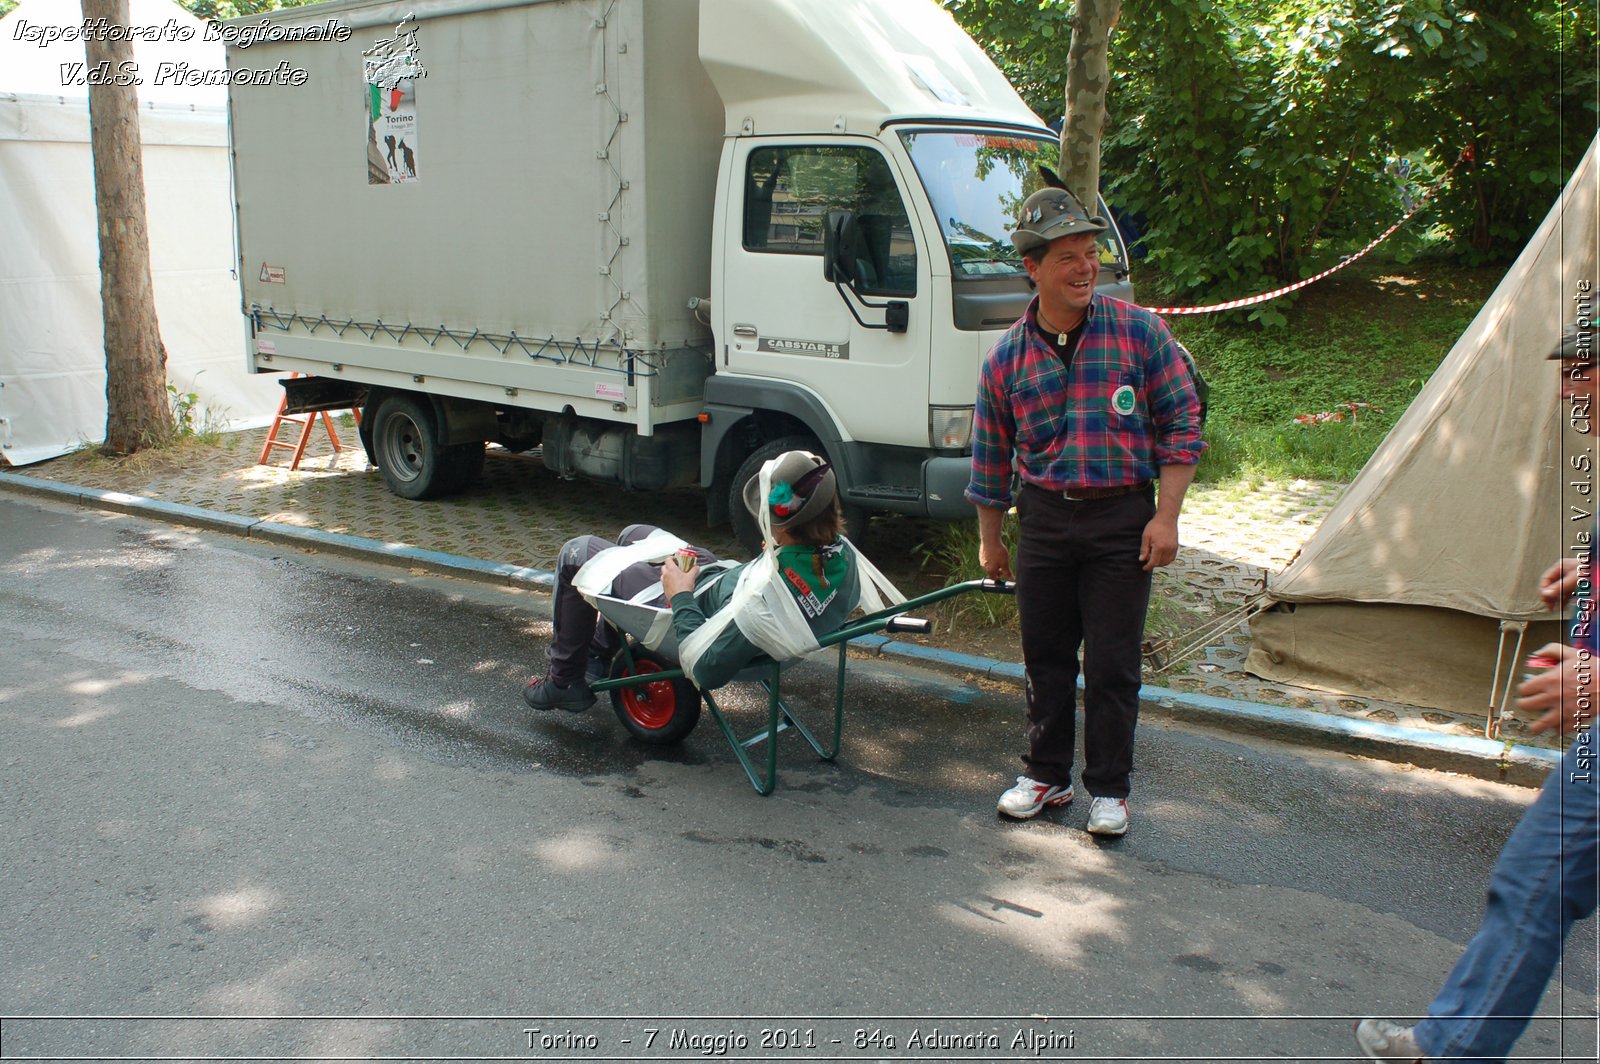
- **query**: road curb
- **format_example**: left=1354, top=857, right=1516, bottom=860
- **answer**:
left=2, top=470, right=1560, bottom=786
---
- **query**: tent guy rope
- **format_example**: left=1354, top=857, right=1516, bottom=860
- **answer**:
left=1145, top=148, right=1471, bottom=317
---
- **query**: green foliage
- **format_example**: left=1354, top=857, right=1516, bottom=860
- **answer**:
left=166, top=381, right=225, bottom=442
left=913, top=515, right=1020, bottom=628
left=1169, top=255, right=1498, bottom=479
left=167, top=382, right=200, bottom=434
left=1365, top=2, right=1599, bottom=263
left=946, top=0, right=1597, bottom=315
left=1197, top=416, right=1392, bottom=482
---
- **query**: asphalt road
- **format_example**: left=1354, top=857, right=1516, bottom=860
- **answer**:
left=2, top=494, right=1594, bottom=1063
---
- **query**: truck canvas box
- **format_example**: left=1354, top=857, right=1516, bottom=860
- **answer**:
left=226, top=0, right=1131, bottom=548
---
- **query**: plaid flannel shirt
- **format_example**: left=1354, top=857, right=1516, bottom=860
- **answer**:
left=965, top=294, right=1206, bottom=511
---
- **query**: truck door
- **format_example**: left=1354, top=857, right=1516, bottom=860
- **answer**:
left=719, top=139, right=931, bottom=450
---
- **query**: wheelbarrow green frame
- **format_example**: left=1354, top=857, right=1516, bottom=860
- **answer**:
left=591, top=578, right=1014, bottom=795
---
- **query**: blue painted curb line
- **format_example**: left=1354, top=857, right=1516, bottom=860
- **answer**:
left=2, top=470, right=1561, bottom=784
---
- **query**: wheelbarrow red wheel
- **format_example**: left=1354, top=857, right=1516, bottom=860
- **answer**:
left=608, top=646, right=701, bottom=745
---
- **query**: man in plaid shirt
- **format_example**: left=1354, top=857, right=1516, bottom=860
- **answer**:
left=968, top=185, right=1205, bottom=836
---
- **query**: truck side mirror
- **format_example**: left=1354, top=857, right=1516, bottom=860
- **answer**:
left=823, top=209, right=863, bottom=287
left=823, top=207, right=909, bottom=334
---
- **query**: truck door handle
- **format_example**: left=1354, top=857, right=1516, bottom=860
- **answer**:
left=731, top=323, right=758, bottom=337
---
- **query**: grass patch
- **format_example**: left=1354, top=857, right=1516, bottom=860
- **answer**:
left=1143, top=585, right=1200, bottom=645
left=912, top=513, right=1019, bottom=630
left=1168, top=256, right=1502, bottom=481
left=62, top=430, right=231, bottom=477
left=1199, top=415, right=1394, bottom=482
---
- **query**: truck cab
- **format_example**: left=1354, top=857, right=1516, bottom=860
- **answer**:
left=695, top=0, right=1132, bottom=546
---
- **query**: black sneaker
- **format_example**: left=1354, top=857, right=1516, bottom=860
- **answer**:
left=523, top=675, right=596, bottom=713
left=585, top=654, right=613, bottom=684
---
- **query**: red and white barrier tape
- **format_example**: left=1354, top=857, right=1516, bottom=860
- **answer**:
left=1144, top=149, right=1469, bottom=317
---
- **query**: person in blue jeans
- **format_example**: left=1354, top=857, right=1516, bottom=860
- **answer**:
left=1357, top=323, right=1600, bottom=1062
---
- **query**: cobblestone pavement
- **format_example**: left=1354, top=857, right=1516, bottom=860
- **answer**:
left=10, top=422, right=1554, bottom=752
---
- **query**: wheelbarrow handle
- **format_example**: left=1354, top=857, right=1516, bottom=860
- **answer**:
left=980, top=578, right=1016, bottom=594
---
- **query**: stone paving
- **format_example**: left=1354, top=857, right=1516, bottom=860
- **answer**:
left=9, top=422, right=1556, bottom=752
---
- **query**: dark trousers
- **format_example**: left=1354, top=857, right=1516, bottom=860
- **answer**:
left=546, top=524, right=719, bottom=685
left=1014, top=483, right=1154, bottom=799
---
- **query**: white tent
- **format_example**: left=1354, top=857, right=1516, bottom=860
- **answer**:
left=1246, top=134, right=1599, bottom=713
left=0, top=0, right=281, bottom=465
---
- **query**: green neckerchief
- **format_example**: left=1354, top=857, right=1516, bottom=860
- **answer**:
left=774, top=541, right=848, bottom=591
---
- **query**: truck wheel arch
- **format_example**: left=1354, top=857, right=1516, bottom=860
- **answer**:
left=699, top=378, right=854, bottom=515
left=360, top=387, right=496, bottom=456
left=362, top=387, right=488, bottom=499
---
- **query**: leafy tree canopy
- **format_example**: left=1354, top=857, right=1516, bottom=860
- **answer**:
left=947, top=0, right=1597, bottom=322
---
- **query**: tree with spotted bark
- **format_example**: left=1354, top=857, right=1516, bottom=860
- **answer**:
left=1058, top=0, right=1121, bottom=214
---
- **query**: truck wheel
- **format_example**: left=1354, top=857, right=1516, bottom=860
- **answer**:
left=372, top=395, right=458, bottom=500
left=729, top=436, right=869, bottom=554
left=608, top=646, right=701, bottom=745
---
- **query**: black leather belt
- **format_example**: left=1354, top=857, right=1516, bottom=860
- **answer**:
left=1044, top=481, right=1150, bottom=502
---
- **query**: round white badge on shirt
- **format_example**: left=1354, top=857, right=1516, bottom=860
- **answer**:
left=1112, top=385, right=1137, bottom=416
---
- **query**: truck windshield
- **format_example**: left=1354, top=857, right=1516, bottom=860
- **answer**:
left=900, top=130, right=1124, bottom=280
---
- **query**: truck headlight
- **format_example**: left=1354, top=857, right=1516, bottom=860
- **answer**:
left=930, top=406, right=974, bottom=450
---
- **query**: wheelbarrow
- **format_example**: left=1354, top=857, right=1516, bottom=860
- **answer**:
left=587, top=578, right=1016, bottom=795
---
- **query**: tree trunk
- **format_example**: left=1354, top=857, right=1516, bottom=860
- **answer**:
left=84, top=0, right=172, bottom=454
left=1060, top=0, right=1122, bottom=213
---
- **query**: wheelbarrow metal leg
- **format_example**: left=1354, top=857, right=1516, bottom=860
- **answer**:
left=769, top=642, right=847, bottom=760
left=702, top=685, right=780, bottom=797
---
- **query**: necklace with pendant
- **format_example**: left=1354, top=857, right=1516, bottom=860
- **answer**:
left=1037, top=310, right=1077, bottom=347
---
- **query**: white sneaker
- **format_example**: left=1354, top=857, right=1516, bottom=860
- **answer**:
left=1353, top=1018, right=1423, bottom=1062
left=996, top=776, right=1073, bottom=819
left=1086, top=796, right=1129, bottom=836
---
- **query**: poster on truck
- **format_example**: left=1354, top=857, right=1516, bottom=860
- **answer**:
left=363, top=15, right=425, bottom=185
left=368, top=80, right=419, bottom=184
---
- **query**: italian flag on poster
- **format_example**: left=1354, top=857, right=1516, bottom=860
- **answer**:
left=368, top=80, right=419, bottom=184
left=363, top=15, right=425, bottom=185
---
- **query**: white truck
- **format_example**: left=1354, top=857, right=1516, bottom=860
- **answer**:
left=225, top=0, right=1131, bottom=548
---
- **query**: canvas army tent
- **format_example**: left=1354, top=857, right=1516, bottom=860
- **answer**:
left=1246, top=134, right=1598, bottom=714
left=0, top=0, right=281, bottom=466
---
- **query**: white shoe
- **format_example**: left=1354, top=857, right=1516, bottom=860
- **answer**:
left=1353, top=1018, right=1423, bottom=1062
left=996, top=775, right=1073, bottom=819
left=1086, top=796, right=1129, bottom=836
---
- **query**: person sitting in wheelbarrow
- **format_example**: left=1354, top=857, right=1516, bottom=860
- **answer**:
left=523, top=449, right=868, bottom=711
